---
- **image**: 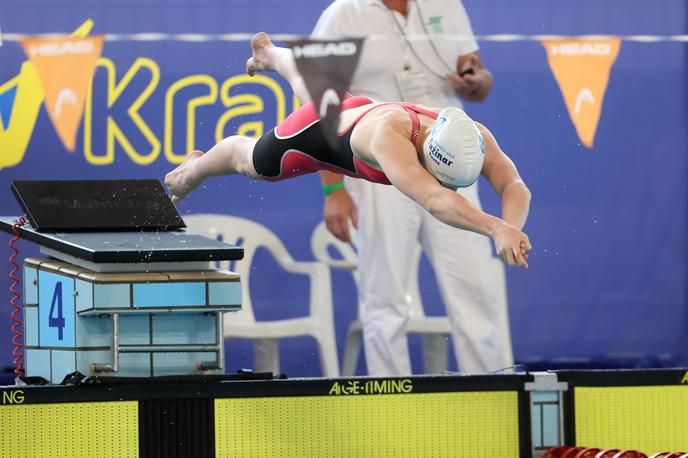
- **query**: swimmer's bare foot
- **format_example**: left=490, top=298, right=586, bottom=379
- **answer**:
left=246, top=32, right=276, bottom=76
left=164, top=150, right=204, bottom=204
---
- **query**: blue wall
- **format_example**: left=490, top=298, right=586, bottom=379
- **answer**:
left=0, top=0, right=686, bottom=376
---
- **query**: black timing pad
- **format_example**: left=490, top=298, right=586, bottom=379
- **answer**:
left=11, top=179, right=185, bottom=232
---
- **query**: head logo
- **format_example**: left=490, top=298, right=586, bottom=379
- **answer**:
left=573, top=89, right=595, bottom=115
left=54, top=88, right=78, bottom=118
left=541, top=38, right=621, bottom=148
left=293, top=41, right=357, bottom=59
left=20, top=35, right=104, bottom=152
left=550, top=42, right=611, bottom=56
left=28, top=39, right=95, bottom=57
left=319, top=88, right=341, bottom=118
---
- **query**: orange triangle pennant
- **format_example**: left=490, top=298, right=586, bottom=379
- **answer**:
left=541, top=38, right=621, bottom=148
left=20, top=36, right=104, bottom=152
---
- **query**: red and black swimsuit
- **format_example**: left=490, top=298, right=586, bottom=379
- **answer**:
left=252, top=94, right=438, bottom=184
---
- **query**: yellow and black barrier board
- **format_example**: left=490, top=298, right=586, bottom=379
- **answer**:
left=557, top=369, right=688, bottom=454
left=216, top=390, right=518, bottom=457
left=0, top=374, right=532, bottom=458
left=0, top=399, right=139, bottom=458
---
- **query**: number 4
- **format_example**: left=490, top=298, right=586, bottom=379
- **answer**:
left=49, top=282, right=65, bottom=340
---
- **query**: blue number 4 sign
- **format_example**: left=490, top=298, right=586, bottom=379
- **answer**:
left=38, top=271, right=74, bottom=347
left=48, top=281, right=66, bottom=340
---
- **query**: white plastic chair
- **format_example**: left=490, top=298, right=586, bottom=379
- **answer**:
left=310, top=222, right=451, bottom=376
left=184, top=214, right=339, bottom=377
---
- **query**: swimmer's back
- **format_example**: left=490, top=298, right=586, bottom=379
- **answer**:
left=341, top=100, right=440, bottom=168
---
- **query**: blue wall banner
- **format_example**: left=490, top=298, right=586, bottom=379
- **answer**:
left=0, top=0, right=686, bottom=376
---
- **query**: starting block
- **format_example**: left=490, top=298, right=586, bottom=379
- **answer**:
left=1, top=179, right=244, bottom=382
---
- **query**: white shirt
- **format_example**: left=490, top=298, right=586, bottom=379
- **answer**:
left=311, top=0, right=479, bottom=107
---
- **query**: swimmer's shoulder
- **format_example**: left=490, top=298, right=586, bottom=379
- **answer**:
left=354, top=103, right=412, bottom=129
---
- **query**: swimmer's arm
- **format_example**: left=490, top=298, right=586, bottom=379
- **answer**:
left=478, top=124, right=532, bottom=230
left=371, top=127, right=501, bottom=237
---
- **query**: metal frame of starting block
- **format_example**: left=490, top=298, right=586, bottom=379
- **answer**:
left=92, top=310, right=225, bottom=374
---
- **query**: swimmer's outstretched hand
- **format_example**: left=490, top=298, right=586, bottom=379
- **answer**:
left=493, top=222, right=532, bottom=268
left=164, top=150, right=204, bottom=205
left=246, top=32, right=276, bottom=76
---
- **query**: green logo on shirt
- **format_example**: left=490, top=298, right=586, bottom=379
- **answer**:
left=427, top=16, right=444, bottom=33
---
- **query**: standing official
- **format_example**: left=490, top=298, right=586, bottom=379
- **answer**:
left=312, top=0, right=514, bottom=375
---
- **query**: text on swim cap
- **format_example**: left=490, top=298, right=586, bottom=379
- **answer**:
left=427, top=142, right=453, bottom=167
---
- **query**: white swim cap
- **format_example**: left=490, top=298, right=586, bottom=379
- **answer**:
left=422, top=107, right=485, bottom=188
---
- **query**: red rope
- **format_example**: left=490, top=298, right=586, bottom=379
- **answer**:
left=9, top=217, right=27, bottom=377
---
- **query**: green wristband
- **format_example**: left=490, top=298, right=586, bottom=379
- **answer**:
left=322, top=181, right=345, bottom=196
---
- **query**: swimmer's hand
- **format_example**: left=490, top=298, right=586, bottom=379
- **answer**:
left=492, top=222, right=532, bottom=268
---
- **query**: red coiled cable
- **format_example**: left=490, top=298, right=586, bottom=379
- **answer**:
left=9, top=216, right=27, bottom=377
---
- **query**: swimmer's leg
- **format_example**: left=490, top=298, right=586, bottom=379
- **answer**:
left=164, top=136, right=260, bottom=204
left=246, top=32, right=311, bottom=105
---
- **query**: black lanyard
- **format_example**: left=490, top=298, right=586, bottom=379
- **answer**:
left=384, top=0, right=456, bottom=79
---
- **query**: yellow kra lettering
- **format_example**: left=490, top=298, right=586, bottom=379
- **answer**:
left=164, top=75, right=218, bottom=164
left=84, top=57, right=161, bottom=165
left=215, top=74, right=286, bottom=143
